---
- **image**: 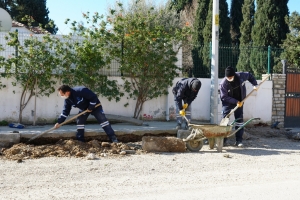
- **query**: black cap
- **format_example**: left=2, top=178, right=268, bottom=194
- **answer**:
left=191, top=79, right=201, bottom=91
left=225, top=66, right=235, bottom=77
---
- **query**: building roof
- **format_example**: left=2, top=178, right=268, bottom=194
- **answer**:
left=12, top=20, right=50, bottom=34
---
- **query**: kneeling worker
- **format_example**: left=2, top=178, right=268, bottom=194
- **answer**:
left=172, top=78, right=201, bottom=130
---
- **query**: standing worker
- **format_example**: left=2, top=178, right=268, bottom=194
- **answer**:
left=219, top=66, right=258, bottom=147
left=54, top=85, right=118, bottom=143
left=172, top=78, right=201, bottom=130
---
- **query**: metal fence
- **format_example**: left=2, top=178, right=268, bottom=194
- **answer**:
left=0, top=33, right=286, bottom=78
left=189, top=44, right=285, bottom=79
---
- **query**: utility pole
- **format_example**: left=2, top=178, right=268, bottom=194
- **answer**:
left=210, top=0, right=219, bottom=124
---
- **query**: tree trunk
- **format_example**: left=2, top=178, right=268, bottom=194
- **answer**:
left=18, top=87, right=34, bottom=123
left=133, top=96, right=144, bottom=119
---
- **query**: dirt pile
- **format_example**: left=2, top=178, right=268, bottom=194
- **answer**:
left=1, top=139, right=145, bottom=161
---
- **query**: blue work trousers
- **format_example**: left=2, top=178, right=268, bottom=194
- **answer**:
left=222, top=105, right=244, bottom=142
left=76, top=106, right=117, bottom=142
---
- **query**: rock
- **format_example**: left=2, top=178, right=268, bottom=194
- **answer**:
left=100, top=153, right=107, bottom=157
left=120, top=151, right=126, bottom=155
left=110, top=149, right=118, bottom=154
left=223, top=154, right=232, bottom=158
left=11, top=148, right=20, bottom=155
left=286, top=132, right=300, bottom=140
left=75, top=152, right=84, bottom=157
left=123, top=150, right=136, bottom=154
left=86, top=153, right=96, bottom=160
left=142, top=136, right=186, bottom=152
left=177, top=130, right=191, bottom=139
left=101, top=142, right=111, bottom=147
left=91, top=140, right=101, bottom=148
left=0, top=132, right=20, bottom=148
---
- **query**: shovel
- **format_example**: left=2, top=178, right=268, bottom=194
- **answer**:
left=27, top=103, right=101, bottom=143
left=219, top=74, right=271, bottom=126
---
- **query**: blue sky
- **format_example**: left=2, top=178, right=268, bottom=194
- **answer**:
left=47, top=0, right=300, bottom=35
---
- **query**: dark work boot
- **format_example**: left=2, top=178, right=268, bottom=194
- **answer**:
left=109, top=135, right=119, bottom=143
left=175, top=123, right=182, bottom=130
left=223, top=138, right=229, bottom=146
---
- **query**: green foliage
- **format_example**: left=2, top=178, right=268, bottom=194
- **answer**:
left=250, top=0, right=289, bottom=76
left=200, top=0, right=231, bottom=78
left=3, top=31, right=63, bottom=123
left=0, top=0, right=12, bottom=11
left=63, top=11, right=123, bottom=101
left=252, top=0, right=289, bottom=47
left=192, top=0, right=210, bottom=77
left=0, top=120, right=8, bottom=126
left=169, top=0, right=192, bottom=13
left=230, top=0, right=244, bottom=45
left=249, top=47, right=268, bottom=76
left=236, top=45, right=252, bottom=72
left=239, top=0, right=255, bottom=45
left=280, top=12, right=300, bottom=69
left=236, top=0, right=255, bottom=72
left=9, top=0, right=58, bottom=34
left=109, top=0, right=190, bottom=118
left=0, top=44, right=7, bottom=89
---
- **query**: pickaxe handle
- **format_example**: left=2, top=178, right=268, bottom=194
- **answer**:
left=27, top=103, right=101, bottom=143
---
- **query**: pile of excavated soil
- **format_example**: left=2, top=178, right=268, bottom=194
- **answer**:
left=1, top=139, right=144, bottom=161
left=1, top=126, right=298, bottom=161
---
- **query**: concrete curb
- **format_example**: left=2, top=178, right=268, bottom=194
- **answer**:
left=0, top=132, right=20, bottom=148
left=0, top=121, right=178, bottom=145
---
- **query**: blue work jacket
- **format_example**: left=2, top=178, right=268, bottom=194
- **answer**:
left=57, top=86, right=100, bottom=123
left=219, top=72, right=257, bottom=106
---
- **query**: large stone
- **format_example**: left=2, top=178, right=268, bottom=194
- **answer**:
left=0, top=132, right=20, bottom=148
left=142, top=136, right=186, bottom=152
left=177, top=130, right=191, bottom=139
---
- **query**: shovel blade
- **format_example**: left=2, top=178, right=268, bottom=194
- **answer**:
left=219, top=118, right=229, bottom=126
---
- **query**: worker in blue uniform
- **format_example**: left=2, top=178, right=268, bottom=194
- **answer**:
left=54, top=85, right=118, bottom=143
left=172, top=78, right=201, bottom=130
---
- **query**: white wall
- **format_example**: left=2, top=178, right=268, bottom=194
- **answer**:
left=0, top=77, right=273, bottom=124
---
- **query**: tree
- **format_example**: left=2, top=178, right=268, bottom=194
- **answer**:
left=0, top=0, right=12, bottom=11
left=169, top=0, right=192, bottom=13
left=236, top=0, right=255, bottom=72
left=230, top=0, right=244, bottom=45
left=109, top=0, right=190, bottom=118
left=280, top=11, right=300, bottom=69
left=191, top=0, right=210, bottom=77
left=10, top=0, right=57, bottom=34
left=251, top=0, right=289, bottom=47
left=63, top=12, right=123, bottom=101
left=250, top=0, right=289, bottom=76
left=3, top=32, right=65, bottom=123
left=201, top=0, right=231, bottom=78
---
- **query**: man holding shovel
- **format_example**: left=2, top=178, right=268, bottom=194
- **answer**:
left=219, top=66, right=258, bottom=147
left=54, top=85, right=118, bottom=143
left=172, top=78, right=201, bottom=130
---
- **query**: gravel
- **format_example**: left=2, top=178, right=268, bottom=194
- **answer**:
left=0, top=128, right=300, bottom=200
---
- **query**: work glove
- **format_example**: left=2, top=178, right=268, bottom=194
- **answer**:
left=183, top=103, right=188, bottom=110
left=253, top=85, right=259, bottom=91
left=237, top=101, right=243, bottom=108
left=179, top=109, right=186, bottom=116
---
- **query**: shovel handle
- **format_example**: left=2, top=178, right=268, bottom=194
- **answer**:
left=27, top=103, right=101, bottom=143
left=224, top=74, right=270, bottom=119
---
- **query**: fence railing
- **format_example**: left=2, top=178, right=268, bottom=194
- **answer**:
left=0, top=33, right=287, bottom=79
left=187, top=44, right=285, bottom=79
